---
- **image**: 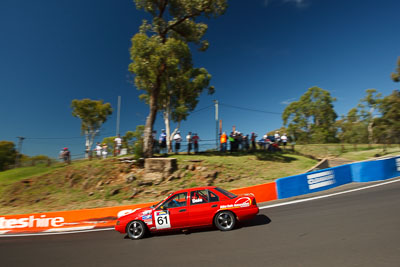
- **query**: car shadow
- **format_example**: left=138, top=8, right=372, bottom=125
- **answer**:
left=237, top=214, right=272, bottom=228
left=125, top=214, right=272, bottom=240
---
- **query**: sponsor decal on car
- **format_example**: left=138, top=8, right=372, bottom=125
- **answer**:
left=307, top=170, right=336, bottom=190
left=142, top=210, right=152, bottom=215
left=142, top=214, right=153, bottom=225
left=396, top=158, right=400, bottom=171
left=192, top=198, right=203, bottom=203
left=220, top=197, right=251, bottom=209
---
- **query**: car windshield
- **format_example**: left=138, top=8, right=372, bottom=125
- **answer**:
left=214, top=187, right=237, bottom=199
left=151, top=193, right=172, bottom=208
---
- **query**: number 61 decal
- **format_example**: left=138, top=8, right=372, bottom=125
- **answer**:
left=155, top=210, right=171, bottom=229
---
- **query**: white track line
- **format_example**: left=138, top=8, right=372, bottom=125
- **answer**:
left=2, top=177, right=399, bottom=238
left=259, top=177, right=400, bottom=210
left=43, top=226, right=96, bottom=232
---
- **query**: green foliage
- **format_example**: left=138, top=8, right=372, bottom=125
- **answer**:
left=71, top=99, right=113, bottom=135
left=128, top=0, right=227, bottom=157
left=101, top=136, right=117, bottom=154
left=336, top=108, right=368, bottom=144
left=357, top=89, right=382, bottom=144
left=282, top=87, right=338, bottom=143
left=0, top=141, right=17, bottom=171
left=391, top=56, right=400, bottom=82
left=124, top=125, right=145, bottom=158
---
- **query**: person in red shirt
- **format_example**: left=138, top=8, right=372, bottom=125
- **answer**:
left=192, top=133, right=200, bottom=154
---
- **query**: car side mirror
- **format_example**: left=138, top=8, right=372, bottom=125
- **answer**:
left=160, top=205, right=167, bottom=210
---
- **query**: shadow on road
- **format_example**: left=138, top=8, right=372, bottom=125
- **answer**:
left=125, top=214, right=272, bottom=240
left=238, top=214, right=272, bottom=228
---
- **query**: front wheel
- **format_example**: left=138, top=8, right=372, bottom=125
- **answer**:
left=126, top=220, right=146, bottom=240
left=214, top=211, right=236, bottom=231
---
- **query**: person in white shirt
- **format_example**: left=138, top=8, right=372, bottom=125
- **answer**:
left=114, top=134, right=122, bottom=156
left=274, top=131, right=280, bottom=143
left=281, top=134, right=288, bottom=148
left=95, top=142, right=102, bottom=159
left=173, top=131, right=182, bottom=154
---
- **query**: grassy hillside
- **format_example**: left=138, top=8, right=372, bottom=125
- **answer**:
left=1, top=145, right=398, bottom=215
left=294, top=143, right=400, bottom=161
left=0, top=151, right=316, bottom=215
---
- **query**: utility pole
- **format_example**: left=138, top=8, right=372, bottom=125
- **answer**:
left=16, top=136, right=25, bottom=167
left=214, top=100, right=219, bottom=150
left=116, top=95, right=121, bottom=136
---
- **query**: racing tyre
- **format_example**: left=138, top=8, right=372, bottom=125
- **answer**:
left=126, top=220, right=146, bottom=240
left=215, top=211, right=236, bottom=231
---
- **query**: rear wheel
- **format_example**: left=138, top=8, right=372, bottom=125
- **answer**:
left=126, top=220, right=146, bottom=240
left=214, top=211, right=236, bottom=231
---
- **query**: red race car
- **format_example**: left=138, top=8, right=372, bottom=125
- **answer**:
left=115, top=186, right=259, bottom=239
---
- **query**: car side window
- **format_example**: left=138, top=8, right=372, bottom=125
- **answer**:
left=163, top=193, right=187, bottom=209
left=190, top=190, right=209, bottom=205
left=209, top=190, right=219, bottom=202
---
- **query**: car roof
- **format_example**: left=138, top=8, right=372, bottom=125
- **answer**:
left=172, top=186, right=217, bottom=194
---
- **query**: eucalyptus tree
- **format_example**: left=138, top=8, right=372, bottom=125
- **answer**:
left=162, top=68, right=214, bottom=152
left=374, top=90, right=400, bottom=144
left=129, top=0, right=227, bottom=157
left=357, top=89, right=382, bottom=144
left=71, top=99, right=113, bottom=157
left=282, top=87, right=337, bottom=143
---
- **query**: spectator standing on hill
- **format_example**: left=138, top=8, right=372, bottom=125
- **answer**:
left=274, top=131, right=281, bottom=144
left=95, top=142, right=102, bottom=159
left=229, top=132, right=234, bottom=152
left=251, top=132, right=257, bottom=151
left=281, top=133, right=288, bottom=148
left=62, top=147, right=71, bottom=164
left=220, top=132, right=227, bottom=152
left=192, top=133, right=200, bottom=154
left=243, top=134, right=250, bottom=151
left=159, top=129, right=167, bottom=154
left=102, top=143, right=108, bottom=158
left=114, top=134, right=122, bottom=156
left=173, top=131, right=182, bottom=154
left=186, top=132, right=193, bottom=154
left=262, top=133, right=268, bottom=150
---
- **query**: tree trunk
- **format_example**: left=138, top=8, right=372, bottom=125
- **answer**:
left=143, top=89, right=159, bottom=158
left=163, top=109, right=172, bottom=153
left=367, top=121, right=373, bottom=145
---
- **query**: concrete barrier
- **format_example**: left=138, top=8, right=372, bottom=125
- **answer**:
left=351, top=156, right=400, bottom=182
left=276, top=155, right=400, bottom=199
left=276, top=165, right=353, bottom=199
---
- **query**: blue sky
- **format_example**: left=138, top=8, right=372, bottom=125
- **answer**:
left=1, top=0, right=399, bottom=158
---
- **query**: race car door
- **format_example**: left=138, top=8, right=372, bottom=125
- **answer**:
left=188, top=189, right=220, bottom=227
left=155, top=192, right=189, bottom=230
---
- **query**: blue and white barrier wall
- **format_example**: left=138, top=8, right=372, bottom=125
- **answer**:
left=351, top=156, right=400, bottom=182
left=276, top=156, right=400, bottom=199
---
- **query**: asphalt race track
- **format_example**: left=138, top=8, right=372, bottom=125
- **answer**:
left=1, top=178, right=400, bottom=267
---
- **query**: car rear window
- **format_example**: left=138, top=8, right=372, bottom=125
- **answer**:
left=214, top=187, right=237, bottom=199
